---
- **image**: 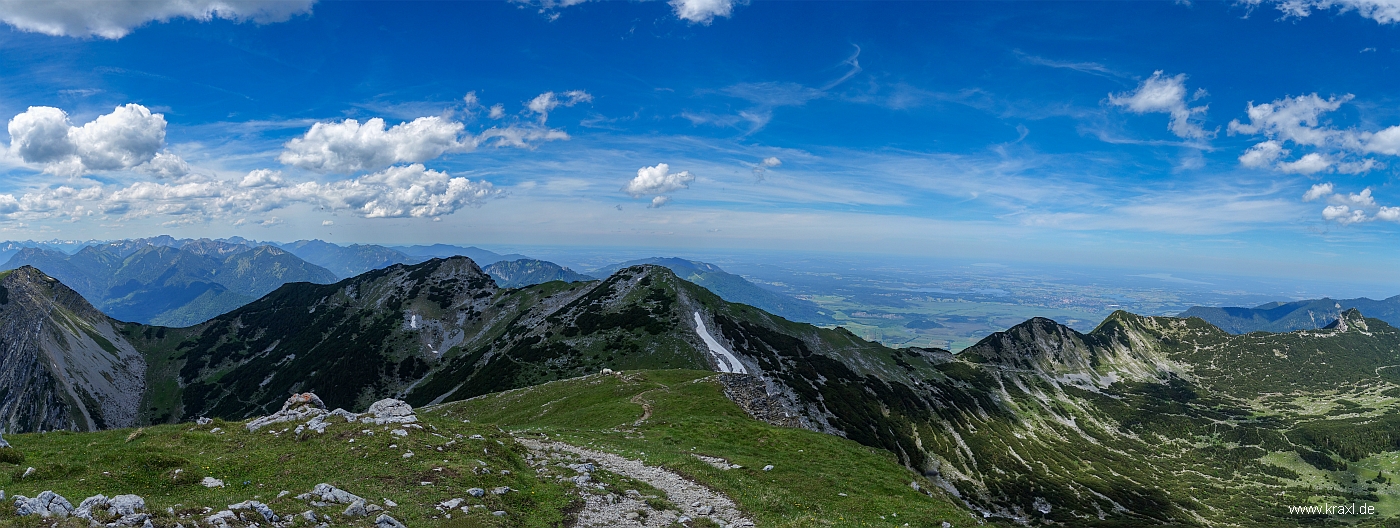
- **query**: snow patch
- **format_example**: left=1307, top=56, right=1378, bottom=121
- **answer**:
left=693, top=312, right=747, bottom=374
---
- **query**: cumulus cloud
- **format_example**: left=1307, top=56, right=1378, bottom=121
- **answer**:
left=0, top=0, right=315, bottom=39
left=1108, top=71, right=1214, bottom=140
left=1302, top=182, right=1333, bottom=201
left=1277, top=152, right=1331, bottom=174
left=1228, top=94, right=1350, bottom=147
left=624, top=163, right=695, bottom=197
left=281, top=94, right=585, bottom=173
left=1299, top=182, right=1400, bottom=225
left=278, top=116, right=466, bottom=174
left=670, top=0, right=738, bottom=24
left=1245, top=0, right=1400, bottom=24
left=1238, top=140, right=1288, bottom=168
left=139, top=151, right=191, bottom=178
left=649, top=196, right=672, bottom=208
left=239, top=168, right=284, bottom=188
left=7, top=104, right=180, bottom=176
left=1227, top=93, right=1398, bottom=174
left=0, top=164, right=499, bottom=225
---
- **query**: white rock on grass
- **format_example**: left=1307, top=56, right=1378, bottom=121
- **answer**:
left=296, top=483, right=364, bottom=504
left=376, top=513, right=407, bottom=528
left=202, top=477, right=225, bottom=488
left=110, top=495, right=145, bottom=516
left=343, top=499, right=369, bottom=517
left=363, top=399, right=416, bottom=425
left=14, top=491, right=73, bottom=517
left=229, top=500, right=278, bottom=522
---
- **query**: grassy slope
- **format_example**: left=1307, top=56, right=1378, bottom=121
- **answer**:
left=0, top=411, right=576, bottom=527
left=0, top=368, right=978, bottom=528
left=444, top=369, right=979, bottom=528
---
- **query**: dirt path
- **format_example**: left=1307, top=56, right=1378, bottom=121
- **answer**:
left=517, top=437, right=754, bottom=527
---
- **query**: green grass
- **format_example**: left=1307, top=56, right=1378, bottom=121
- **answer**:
left=0, top=412, right=577, bottom=527
left=441, top=369, right=977, bottom=528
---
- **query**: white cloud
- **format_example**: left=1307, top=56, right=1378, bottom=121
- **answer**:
left=624, top=163, right=695, bottom=197
left=299, top=164, right=499, bottom=218
left=0, top=164, right=499, bottom=224
left=1108, top=71, right=1214, bottom=140
left=321, top=220, right=334, bottom=226
left=649, top=196, right=671, bottom=208
left=489, top=104, right=506, bottom=119
left=1277, top=152, right=1332, bottom=174
left=7, top=104, right=179, bottom=176
left=1227, top=93, right=1350, bottom=147
left=1322, top=204, right=1366, bottom=224
left=238, top=168, right=284, bottom=188
left=0, top=0, right=315, bottom=39
left=278, top=116, right=466, bottom=174
left=752, top=156, right=782, bottom=180
left=280, top=102, right=581, bottom=173
left=139, top=151, right=191, bottom=178
left=1247, top=0, right=1400, bottom=24
left=1226, top=93, right=1394, bottom=174
left=1299, top=183, right=1400, bottom=225
left=1239, top=140, right=1288, bottom=168
left=1302, top=182, right=1333, bottom=201
left=526, top=90, right=592, bottom=123
left=670, top=0, right=738, bottom=24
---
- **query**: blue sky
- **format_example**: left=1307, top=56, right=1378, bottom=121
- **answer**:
left=3, top=0, right=1400, bottom=287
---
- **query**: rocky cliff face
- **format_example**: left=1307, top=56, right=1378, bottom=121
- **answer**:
left=0, top=266, right=145, bottom=432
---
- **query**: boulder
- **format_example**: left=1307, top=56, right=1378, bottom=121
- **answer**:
left=298, top=483, right=363, bottom=504
left=376, top=514, right=407, bottom=528
left=110, top=494, right=145, bottom=516
left=363, top=399, right=416, bottom=425
left=229, top=500, right=278, bottom=522
left=14, top=491, right=73, bottom=517
left=343, top=499, right=368, bottom=517
left=247, top=393, right=330, bottom=432
left=73, top=494, right=109, bottom=519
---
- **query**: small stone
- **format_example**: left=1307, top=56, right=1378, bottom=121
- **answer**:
left=301, top=510, right=318, bottom=522
left=679, top=516, right=691, bottom=523
left=466, top=488, right=485, bottom=497
left=626, top=512, right=640, bottom=520
left=439, top=498, right=463, bottom=509
left=698, top=505, right=714, bottom=515
left=402, top=451, right=414, bottom=458
left=202, top=477, right=225, bottom=488
left=762, top=465, right=774, bottom=471
left=20, top=467, right=33, bottom=478
left=490, top=486, right=512, bottom=495
left=391, top=429, right=408, bottom=437
left=196, top=417, right=212, bottom=425
left=277, top=490, right=290, bottom=499
left=383, top=498, right=397, bottom=508
left=492, top=511, right=506, bottom=516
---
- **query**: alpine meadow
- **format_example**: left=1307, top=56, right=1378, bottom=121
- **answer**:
left=2, top=1, right=1400, bottom=527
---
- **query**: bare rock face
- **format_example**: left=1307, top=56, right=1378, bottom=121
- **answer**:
left=246, top=393, right=330, bottom=432
left=0, top=266, right=146, bottom=432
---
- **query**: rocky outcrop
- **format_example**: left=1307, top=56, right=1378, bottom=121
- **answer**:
left=247, top=393, right=418, bottom=434
left=0, top=266, right=145, bottom=432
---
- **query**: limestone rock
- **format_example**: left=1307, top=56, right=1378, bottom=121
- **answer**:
left=247, top=392, right=329, bottom=432
left=110, top=494, right=145, bottom=516
left=363, top=399, right=416, bottom=425
left=14, top=491, right=74, bottom=518
left=343, top=499, right=368, bottom=517
left=376, top=514, right=407, bottom=528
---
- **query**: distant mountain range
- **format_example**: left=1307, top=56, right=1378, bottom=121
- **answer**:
left=591, top=257, right=833, bottom=324
left=483, top=258, right=594, bottom=288
left=1180, top=295, right=1400, bottom=333
left=0, top=238, right=337, bottom=326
